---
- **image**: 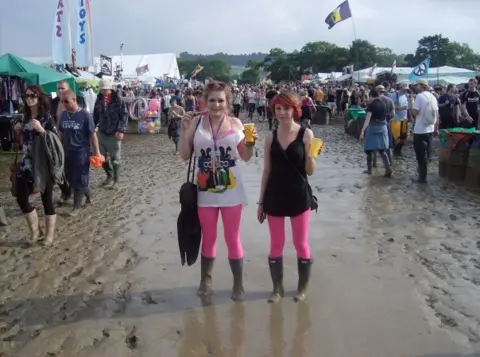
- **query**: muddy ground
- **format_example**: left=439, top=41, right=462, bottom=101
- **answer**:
left=0, top=116, right=479, bottom=357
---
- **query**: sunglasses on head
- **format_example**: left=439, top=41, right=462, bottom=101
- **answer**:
left=206, top=81, right=227, bottom=89
left=24, top=93, right=38, bottom=99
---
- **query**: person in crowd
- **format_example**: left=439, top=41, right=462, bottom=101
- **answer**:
left=162, top=89, right=172, bottom=124
left=410, top=79, right=439, bottom=184
left=58, top=90, right=101, bottom=216
left=461, top=78, right=479, bottom=129
left=257, top=91, right=316, bottom=303
left=438, top=84, right=460, bottom=129
left=314, top=86, right=324, bottom=105
left=93, top=79, right=127, bottom=189
left=184, top=89, right=196, bottom=112
left=167, top=98, right=185, bottom=152
left=179, top=81, right=256, bottom=302
left=390, top=83, right=410, bottom=157
left=300, top=90, right=315, bottom=128
left=265, top=86, right=279, bottom=130
left=256, top=88, right=266, bottom=120
left=50, top=80, right=70, bottom=127
left=359, top=86, right=393, bottom=177
left=14, top=85, right=58, bottom=245
left=232, top=88, right=242, bottom=118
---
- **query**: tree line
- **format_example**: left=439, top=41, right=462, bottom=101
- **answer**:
left=177, top=34, right=480, bottom=84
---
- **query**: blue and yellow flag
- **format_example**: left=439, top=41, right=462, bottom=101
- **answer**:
left=325, top=0, right=352, bottom=29
left=408, top=57, right=430, bottom=82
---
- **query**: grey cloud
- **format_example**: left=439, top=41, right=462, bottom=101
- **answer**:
left=1, top=0, right=479, bottom=57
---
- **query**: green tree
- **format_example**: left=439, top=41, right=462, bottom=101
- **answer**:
left=238, top=60, right=261, bottom=84
left=177, top=58, right=231, bottom=82
left=349, top=39, right=377, bottom=69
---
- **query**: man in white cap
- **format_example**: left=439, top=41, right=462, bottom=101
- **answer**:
left=93, top=78, right=127, bottom=188
left=410, top=79, right=439, bottom=183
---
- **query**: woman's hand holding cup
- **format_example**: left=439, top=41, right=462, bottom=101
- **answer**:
left=309, top=137, right=323, bottom=158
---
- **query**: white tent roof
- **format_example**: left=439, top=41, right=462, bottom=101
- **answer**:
left=353, top=65, right=476, bottom=80
left=90, top=53, right=180, bottom=82
left=25, top=53, right=180, bottom=82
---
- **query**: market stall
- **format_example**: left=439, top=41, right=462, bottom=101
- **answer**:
left=0, top=53, right=76, bottom=94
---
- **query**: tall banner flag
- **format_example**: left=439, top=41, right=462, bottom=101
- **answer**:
left=100, top=55, right=112, bottom=76
left=52, top=0, right=72, bottom=64
left=136, top=64, right=149, bottom=76
left=191, top=64, right=204, bottom=78
left=409, top=57, right=430, bottom=82
left=75, top=0, right=93, bottom=67
left=391, top=59, right=397, bottom=74
left=367, top=64, right=377, bottom=77
left=325, top=0, right=352, bottom=29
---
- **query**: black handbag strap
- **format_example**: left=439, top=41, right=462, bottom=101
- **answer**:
left=273, top=128, right=310, bottom=186
left=186, top=117, right=202, bottom=183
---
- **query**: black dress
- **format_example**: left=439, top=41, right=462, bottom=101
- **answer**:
left=263, top=127, right=311, bottom=217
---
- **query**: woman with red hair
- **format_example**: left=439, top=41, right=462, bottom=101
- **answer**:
left=257, top=91, right=318, bottom=303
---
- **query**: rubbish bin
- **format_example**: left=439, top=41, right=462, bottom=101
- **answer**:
left=312, top=105, right=331, bottom=125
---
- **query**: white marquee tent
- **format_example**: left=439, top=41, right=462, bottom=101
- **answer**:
left=90, top=53, right=180, bottom=83
left=25, top=53, right=180, bottom=84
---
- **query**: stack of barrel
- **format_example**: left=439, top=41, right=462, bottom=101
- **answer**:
left=438, top=129, right=480, bottom=187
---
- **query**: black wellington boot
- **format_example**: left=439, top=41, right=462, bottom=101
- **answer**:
left=229, top=258, right=246, bottom=302
left=197, top=256, right=215, bottom=297
left=267, top=257, right=285, bottom=303
left=294, top=258, right=312, bottom=302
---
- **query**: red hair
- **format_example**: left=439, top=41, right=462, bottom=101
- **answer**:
left=272, top=91, right=302, bottom=119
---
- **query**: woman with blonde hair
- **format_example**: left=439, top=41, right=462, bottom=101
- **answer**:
left=258, top=91, right=317, bottom=303
left=179, top=81, right=256, bottom=301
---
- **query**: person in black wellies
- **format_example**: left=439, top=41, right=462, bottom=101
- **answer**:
left=93, top=79, right=127, bottom=189
left=59, top=90, right=101, bottom=216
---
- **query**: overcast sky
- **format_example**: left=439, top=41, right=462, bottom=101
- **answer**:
left=1, top=0, right=479, bottom=57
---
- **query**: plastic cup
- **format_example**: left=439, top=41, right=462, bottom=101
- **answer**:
left=244, top=123, right=255, bottom=144
left=309, top=138, right=323, bottom=157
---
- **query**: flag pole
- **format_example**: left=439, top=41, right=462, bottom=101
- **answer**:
left=349, top=0, right=360, bottom=82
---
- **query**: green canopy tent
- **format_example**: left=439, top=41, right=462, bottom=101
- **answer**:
left=0, top=53, right=76, bottom=94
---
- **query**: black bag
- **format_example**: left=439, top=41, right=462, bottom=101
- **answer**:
left=177, top=119, right=202, bottom=266
left=275, top=130, right=318, bottom=212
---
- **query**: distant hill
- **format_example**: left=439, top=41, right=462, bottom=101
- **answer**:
left=178, top=51, right=267, bottom=67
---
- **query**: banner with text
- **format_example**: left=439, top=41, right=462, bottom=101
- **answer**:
left=52, top=0, right=72, bottom=64
left=75, top=0, right=93, bottom=67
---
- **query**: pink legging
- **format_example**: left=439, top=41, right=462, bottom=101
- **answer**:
left=267, top=209, right=311, bottom=259
left=198, top=205, right=244, bottom=259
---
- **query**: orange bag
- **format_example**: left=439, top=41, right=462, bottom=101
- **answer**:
left=89, top=155, right=105, bottom=168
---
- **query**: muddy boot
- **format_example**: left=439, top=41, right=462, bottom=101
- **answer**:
left=0, top=206, right=8, bottom=226
left=294, top=258, right=312, bottom=302
left=110, top=163, right=120, bottom=189
left=57, top=194, right=71, bottom=206
left=229, top=258, right=245, bottom=302
left=44, top=215, right=56, bottom=246
left=379, top=151, right=392, bottom=177
left=372, top=151, right=377, bottom=168
left=386, top=149, right=393, bottom=165
left=100, top=162, right=113, bottom=187
left=412, top=162, right=427, bottom=184
left=69, top=189, right=84, bottom=217
left=84, top=188, right=92, bottom=204
left=267, top=257, right=284, bottom=303
left=24, top=209, right=40, bottom=242
left=363, top=155, right=373, bottom=175
left=197, top=256, right=215, bottom=297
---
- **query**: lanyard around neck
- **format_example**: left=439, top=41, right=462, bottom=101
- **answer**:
left=208, top=115, right=225, bottom=149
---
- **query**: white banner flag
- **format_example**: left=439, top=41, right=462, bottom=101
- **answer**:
left=75, top=0, right=93, bottom=67
left=52, top=0, right=72, bottom=64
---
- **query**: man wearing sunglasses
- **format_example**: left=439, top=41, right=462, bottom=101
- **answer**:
left=93, top=79, right=127, bottom=188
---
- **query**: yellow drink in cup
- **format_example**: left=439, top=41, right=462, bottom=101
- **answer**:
left=244, top=123, right=256, bottom=144
left=309, top=138, right=323, bottom=157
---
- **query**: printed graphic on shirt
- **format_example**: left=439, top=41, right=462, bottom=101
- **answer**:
left=61, top=120, right=83, bottom=130
left=197, top=145, right=236, bottom=193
